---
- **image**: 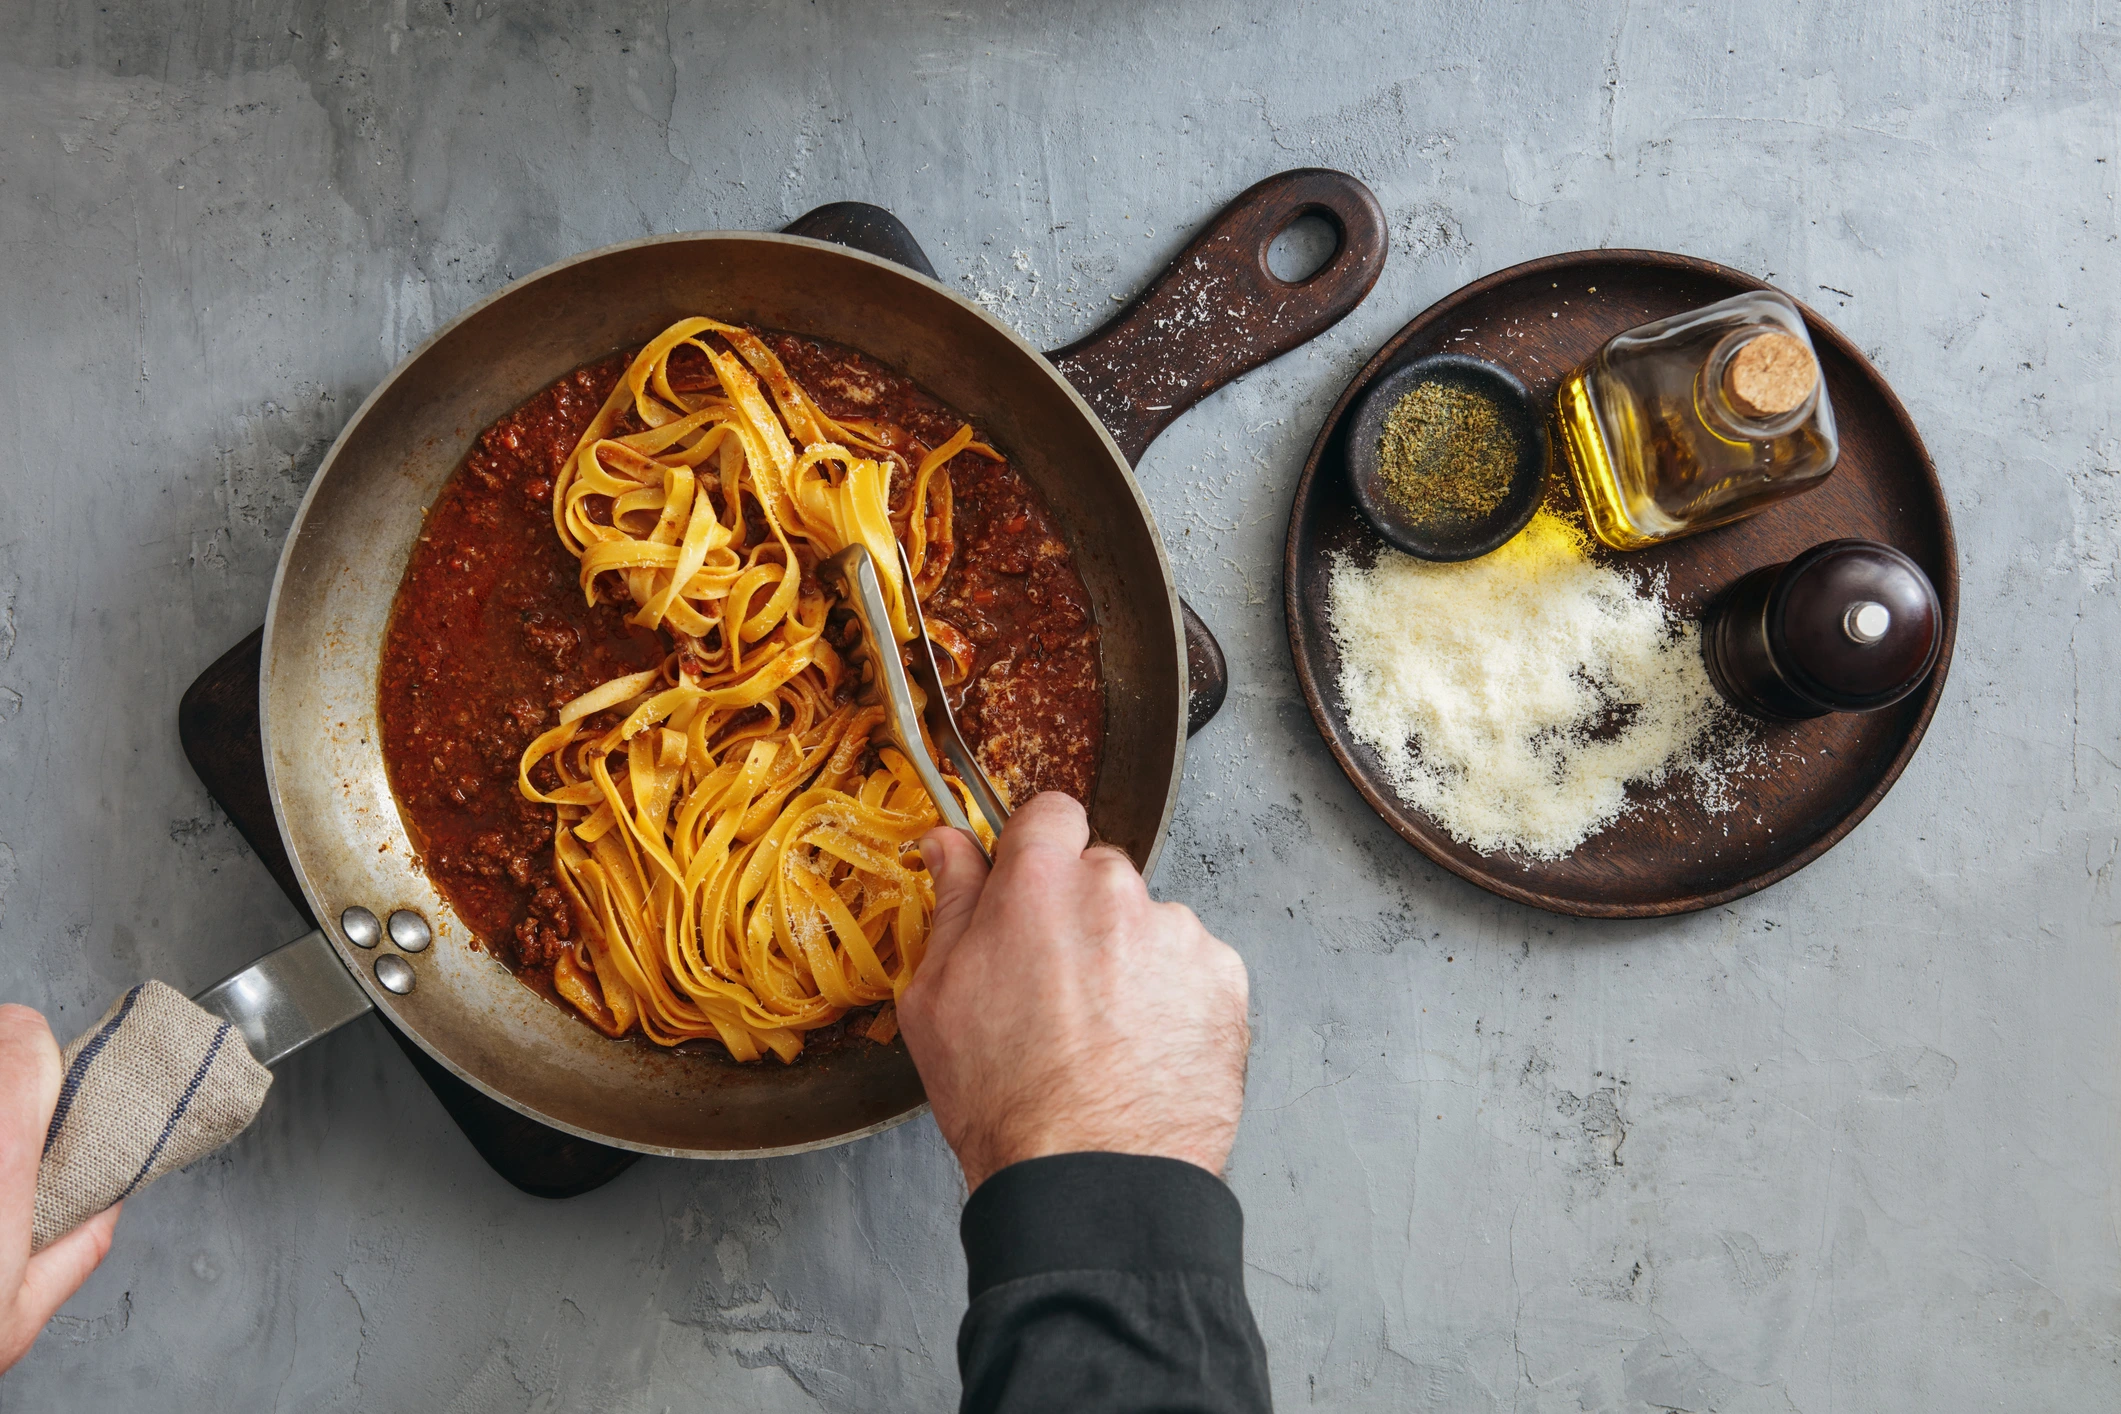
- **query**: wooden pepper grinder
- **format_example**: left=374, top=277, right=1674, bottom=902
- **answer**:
left=1703, top=539, right=1942, bottom=720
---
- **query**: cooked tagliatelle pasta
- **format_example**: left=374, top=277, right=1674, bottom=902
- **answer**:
left=517, top=318, right=1002, bottom=1061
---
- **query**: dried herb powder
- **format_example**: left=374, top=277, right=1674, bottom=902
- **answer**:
left=1374, top=381, right=1517, bottom=522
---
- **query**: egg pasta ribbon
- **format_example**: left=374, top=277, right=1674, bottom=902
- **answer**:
left=523, top=320, right=1000, bottom=1060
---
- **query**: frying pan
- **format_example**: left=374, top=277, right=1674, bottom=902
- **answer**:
left=75, top=171, right=1387, bottom=1165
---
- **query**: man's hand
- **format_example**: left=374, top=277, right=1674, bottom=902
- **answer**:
left=0, top=1005, right=120, bottom=1375
left=899, top=793, right=1251, bottom=1191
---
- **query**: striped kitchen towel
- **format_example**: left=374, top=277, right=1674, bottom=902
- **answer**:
left=33, top=981, right=272, bottom=1251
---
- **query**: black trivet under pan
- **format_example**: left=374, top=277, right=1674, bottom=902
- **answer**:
left=179, top=629, right=640, bottom=1199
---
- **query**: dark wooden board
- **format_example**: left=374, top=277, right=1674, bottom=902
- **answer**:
left=1284, top=250, right=1959, bottom=917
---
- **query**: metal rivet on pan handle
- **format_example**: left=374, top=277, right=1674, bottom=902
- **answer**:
left=387, top=910, right=432, bottom=952
left=341, top=905, right=381, bottom=949
left=373, top=954, right=415, bottom=995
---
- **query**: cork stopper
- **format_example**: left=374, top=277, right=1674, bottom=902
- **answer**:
left=1722, top=330, right=1817, bottom=419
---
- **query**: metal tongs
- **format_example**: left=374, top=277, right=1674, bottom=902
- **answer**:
left=818, top=542, right=1011, bottom=860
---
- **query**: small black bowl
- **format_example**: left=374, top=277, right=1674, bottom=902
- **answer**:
left=1345, top=352, right=1548, bottom=561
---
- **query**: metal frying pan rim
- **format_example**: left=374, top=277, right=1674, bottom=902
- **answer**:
left=258, top=229, right=1187, bottom=1157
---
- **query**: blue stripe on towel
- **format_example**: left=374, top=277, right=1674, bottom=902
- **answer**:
left=44, top=985, right=145, bottom=1157
left=116, top=1020, right=231, bottom=1200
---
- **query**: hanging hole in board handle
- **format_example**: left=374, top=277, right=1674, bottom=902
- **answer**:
left=1265, top=208, right=1345, bottom=286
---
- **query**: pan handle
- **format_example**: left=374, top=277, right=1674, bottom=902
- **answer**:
left=194, top=929, right=375, bottom=1067
left=30, top=932, right=370, bottom=1251
left=1045, top=168, right=1388, bottom=466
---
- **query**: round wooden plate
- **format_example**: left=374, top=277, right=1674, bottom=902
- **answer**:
left=1284, top=250, right=1959, bottom=917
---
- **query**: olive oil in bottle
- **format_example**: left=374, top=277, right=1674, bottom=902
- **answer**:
left=1556, top=290, right=1839, bottom=551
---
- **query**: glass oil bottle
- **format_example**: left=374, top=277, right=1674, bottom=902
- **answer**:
left=1556, top=290, right=1839, bottom=551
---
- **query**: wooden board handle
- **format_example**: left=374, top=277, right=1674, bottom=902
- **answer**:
left=1047, top=168, right=1387, bottom=466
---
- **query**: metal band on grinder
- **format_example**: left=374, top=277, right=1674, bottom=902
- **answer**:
left=33, top=980, right=272, bottom=1252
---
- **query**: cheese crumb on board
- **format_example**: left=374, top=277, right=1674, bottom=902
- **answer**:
left=1326, top=512, right=1747, bottom=859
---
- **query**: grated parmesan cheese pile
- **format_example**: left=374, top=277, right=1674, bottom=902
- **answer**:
left=1327, top=511, right=1746, bottom=859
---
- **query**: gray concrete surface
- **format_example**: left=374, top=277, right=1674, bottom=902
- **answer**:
left=3, top=1, right=2116, bottom=1408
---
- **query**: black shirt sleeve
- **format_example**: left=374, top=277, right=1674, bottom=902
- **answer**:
left=956, top=1152, right=1272, bottom=1414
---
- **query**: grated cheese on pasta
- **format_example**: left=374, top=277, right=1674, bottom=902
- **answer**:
left=1326, top=512, right=1747, bottom=859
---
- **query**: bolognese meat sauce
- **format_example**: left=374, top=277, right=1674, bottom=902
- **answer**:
left=377, top=335, right=1106, bottom=998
